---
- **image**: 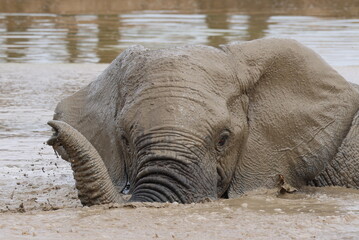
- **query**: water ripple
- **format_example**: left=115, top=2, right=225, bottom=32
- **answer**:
left=0, top=12, right=358, bottom=65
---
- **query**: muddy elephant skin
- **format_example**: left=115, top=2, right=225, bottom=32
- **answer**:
left=48, top=38, right=359, bottom=206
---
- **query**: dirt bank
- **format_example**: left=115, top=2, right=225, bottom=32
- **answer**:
left=1, top=0, right=358, bottom=16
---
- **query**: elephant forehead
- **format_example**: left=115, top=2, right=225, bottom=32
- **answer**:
left=115, top=46, right=235, bottom=131
left=132, top=80, right=217, bottom=106
left=118, top=46, right=233, bottom=97
left=119, top=90, right=228, bottom=133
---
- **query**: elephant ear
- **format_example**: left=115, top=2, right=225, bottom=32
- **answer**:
left=221, top=39, right=359, bottom=196
left=52, top=45, right=147, bottom=190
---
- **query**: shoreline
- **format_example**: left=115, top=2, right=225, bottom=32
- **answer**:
left=0, top=0, right=358, bottom=17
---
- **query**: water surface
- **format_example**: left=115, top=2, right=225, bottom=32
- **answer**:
left=0, top=7, right=358, bottom=65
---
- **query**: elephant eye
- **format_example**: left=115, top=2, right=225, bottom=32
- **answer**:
left=216, top=131, right=230, bottom=150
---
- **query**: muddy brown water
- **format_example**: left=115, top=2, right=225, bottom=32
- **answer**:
left=1, top=0, right=359, bottom=239
left=1, top=64, right=359, bottom=239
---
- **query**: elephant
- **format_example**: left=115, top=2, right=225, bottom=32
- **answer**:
left=47, top=38, right=359, bottom=206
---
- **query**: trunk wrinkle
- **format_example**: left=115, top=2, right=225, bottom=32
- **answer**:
left=131, top=184, right=176, bottom=202
left=136, top=155, right=191, bottom=171
left=130, top=189, right=164, bottom=202
left=135, top=167, right=191, bottom=189
left=133, top=178, right=186, bottom=203
left=131, top=182, right=182, bottom=203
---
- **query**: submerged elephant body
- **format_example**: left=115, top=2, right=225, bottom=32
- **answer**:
left=48, top=39, right=359, bottom=206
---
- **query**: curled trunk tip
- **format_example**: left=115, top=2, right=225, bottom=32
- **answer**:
left=47, top=120, right=124, bottom=206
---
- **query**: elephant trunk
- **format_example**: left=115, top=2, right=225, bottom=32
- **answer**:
left=128, top=137, right=217, bottom=204
left=47, top=120, right=124, bottom=206
left=129, top=162, right=191, bottom=203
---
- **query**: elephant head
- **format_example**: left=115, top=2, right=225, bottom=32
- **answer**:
left=48, top=38, right=359, bottom=206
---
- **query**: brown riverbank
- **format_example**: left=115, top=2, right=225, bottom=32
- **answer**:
left=0, top=0, right=358, bottom=16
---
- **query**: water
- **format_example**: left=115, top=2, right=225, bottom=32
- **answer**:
left=0, top=64, right=102, bottom=213
left=0, top=0, right=359, bottom=239
left=0, top=9, right=358, bottom=65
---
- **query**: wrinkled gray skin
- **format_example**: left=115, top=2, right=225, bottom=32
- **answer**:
left=48, top=38, right=359, bottom=206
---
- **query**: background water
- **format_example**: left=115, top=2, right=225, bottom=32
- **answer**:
left=0, top=0, right=358, bottom=65
left=0, top=1, right=359, bottom=239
